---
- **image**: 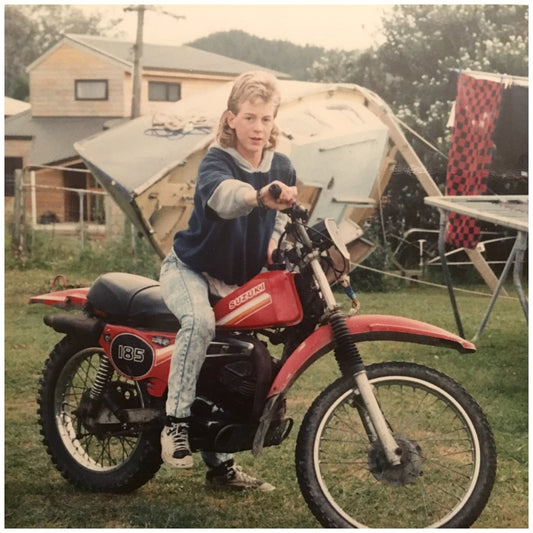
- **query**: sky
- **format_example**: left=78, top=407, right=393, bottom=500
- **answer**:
left=78, top=3, right=391, bottom=51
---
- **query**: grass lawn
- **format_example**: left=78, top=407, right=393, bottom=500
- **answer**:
left=5, top=268, right=528, bottom=528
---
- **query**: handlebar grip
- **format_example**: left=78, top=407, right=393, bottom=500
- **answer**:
left=269, top=183, right=282, bottom=200
left=268, top=182, right=308, bottom=221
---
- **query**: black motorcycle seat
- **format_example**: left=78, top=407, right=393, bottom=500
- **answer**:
left=86, top=272, right=179, bottom=331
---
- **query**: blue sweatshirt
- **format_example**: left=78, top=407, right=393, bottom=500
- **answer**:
left=173, top=146, right=297, bottom=286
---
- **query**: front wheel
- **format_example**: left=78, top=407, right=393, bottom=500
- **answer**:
left=296, top=362, right=496, bottom=528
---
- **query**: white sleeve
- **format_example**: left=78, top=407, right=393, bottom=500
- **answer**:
left=207, top=179, right=255, bottom=219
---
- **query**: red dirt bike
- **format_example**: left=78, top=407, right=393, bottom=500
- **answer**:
left=32, top=195, right=496, bottom=528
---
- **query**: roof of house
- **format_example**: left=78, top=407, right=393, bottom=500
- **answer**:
left=5, top=97, right=31, bottom=116
left=11, top=34, right=290, bottom=166
left=5, top=111, right=122, bottom=166
left=29, top=33, right=291, bottom=79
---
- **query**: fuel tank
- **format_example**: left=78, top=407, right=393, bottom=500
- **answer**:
left=214, top=270, right=304, bottom=329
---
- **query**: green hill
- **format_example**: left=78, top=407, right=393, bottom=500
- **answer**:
left=188, top=29, right=327, bottom=81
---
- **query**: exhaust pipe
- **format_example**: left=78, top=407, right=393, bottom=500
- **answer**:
left=44, top=314, right=104, bottom=340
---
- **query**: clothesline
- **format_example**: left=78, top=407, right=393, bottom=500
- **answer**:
left=450, top=69, right=528, bottom=88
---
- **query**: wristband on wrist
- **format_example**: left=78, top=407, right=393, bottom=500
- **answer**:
left=256, top=188, right=267, bottom=208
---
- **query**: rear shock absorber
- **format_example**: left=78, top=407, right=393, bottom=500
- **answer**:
left=88, top=356, right=114, bottom=415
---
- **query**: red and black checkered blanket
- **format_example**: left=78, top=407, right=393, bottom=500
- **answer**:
left=445, top=73, right=503, bottom=248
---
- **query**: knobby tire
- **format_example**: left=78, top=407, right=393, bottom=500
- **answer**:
left=37, top=336, right=162, bottom=493
left=296, top=362, right=496, bottom=528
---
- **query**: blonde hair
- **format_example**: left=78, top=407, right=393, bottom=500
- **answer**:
left=217, top=71, right=281, bottom=150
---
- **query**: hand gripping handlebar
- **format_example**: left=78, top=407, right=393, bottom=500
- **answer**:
left=268, top=183, right=308, bottom=221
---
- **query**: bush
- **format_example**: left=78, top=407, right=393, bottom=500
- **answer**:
left=5, top=227, right=161, bottom=280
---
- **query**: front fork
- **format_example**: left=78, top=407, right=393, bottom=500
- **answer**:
left=353, top=371, right=401, bottom=465
left=299, top=222, right=402, bottom=467
left=330, top=311, right=402, bottom=466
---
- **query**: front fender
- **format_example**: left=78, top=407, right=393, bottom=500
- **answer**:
left=268, top=314, right=475, bottom=397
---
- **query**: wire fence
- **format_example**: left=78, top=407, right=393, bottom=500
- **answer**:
left=11, top=165, right=117, bottom=258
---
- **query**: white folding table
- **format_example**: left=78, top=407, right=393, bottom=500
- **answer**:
left=424, top=195, right=528, bottom=340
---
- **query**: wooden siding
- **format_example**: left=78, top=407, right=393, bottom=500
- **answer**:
left=30, top=168, right=66, bottom=221
left=29, top=43, right=126, bottom=117
left=5, top=139, right=32, bottom=165
left=140, top=73, right=232, bottom=116
left=29, top=42, right=237, bottom=118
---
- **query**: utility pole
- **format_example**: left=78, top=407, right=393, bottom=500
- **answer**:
left=124, top=5, right=186, bottom=119
left=125, top=5, right=145, bottom=119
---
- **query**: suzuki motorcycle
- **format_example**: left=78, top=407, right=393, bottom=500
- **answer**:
left=32, top=192, right=496, bottom=528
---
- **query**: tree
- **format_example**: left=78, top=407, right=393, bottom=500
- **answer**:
left=310, top=5, right=527, bottom=158
left=5, top=5, right=122, bottom=100
left=376, top=5, right=527, bottom=138
left=308, top=5, right=528, bottom=268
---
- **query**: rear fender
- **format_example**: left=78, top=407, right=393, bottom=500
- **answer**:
left=268, top=314, right=475, bottom=398
left=29, top=287, right=89, bottom=310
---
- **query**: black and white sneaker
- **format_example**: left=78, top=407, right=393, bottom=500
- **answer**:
left=205, top=460, right=275, bottom=491
left=161, top=418, right=193, bottom=468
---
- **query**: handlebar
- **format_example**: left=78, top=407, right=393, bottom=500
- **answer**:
left=268, top=183, right=308, bottom=221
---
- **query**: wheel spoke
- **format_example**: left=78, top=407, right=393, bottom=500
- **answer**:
left=297, top=363, right=495, bottom=528
left=54, top=348, right=144, bottom=472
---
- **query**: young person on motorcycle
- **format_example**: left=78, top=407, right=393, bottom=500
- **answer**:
left=159, top=71, right=298, bottom=491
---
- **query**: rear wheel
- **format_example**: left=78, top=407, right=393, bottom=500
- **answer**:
left=37, top=336, right=162, bottom=492
left=296, top=362, right=496, bottom=528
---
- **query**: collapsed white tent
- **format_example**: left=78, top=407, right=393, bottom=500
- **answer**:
left=75, top=80, right=438, bottom=264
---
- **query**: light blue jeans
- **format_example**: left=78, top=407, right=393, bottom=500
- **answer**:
left=159, top=249, right=232, bottom=468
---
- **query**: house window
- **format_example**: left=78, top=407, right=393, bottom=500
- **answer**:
left=148, top=81, right=181, bottom=102
left=75, top=80, right=108, bottom=100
